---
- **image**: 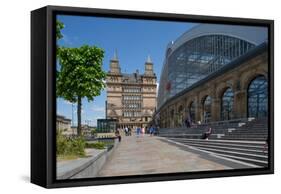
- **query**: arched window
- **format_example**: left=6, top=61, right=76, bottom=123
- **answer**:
left=203, top=96, right=211, bottom=123
left=221, top=88, right=234, bottom=120
left=170, top=109, right=174, bottom=119
left=178, top=105, right=184, bottom=127
left=247, top=75, right=268, bottom=118
left=178, top=105, right=183, bottom=114
left=189, top=102, right=195, bottom=122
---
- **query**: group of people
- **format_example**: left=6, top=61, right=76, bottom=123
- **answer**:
left=114, top=125, right=159, bottom=141
left=124, top=127, right=132, bottom=136
left=135, top=126, right=158, bottom=136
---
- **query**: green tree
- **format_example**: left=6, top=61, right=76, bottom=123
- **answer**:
left=56, top=20, right=64, bottom=40
left=57, top=46, right=106, bottom=136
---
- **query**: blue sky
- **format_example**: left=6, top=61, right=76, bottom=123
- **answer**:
left=56, top=14, right=197, bottom=126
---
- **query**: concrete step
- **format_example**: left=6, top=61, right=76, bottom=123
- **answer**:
left=170, top=139, right=267, bottom=151
left=213, top=153, right=268, bottom=167
left=224, top=132, right=267, bottom=134
left=167, top=138, right=266, bottom=145
left=221, top=137, right=266, bottom=141
left=228, top=129, right=267, bottom=131
left=183, top=145, right=267, bottom=163
left=223, top=134, right=267, bottom=138
left=179, top=142, right=268, bottom=155
left=160, top=134, right=203, bottom=137
left=165, top=137, right=268, bottom=167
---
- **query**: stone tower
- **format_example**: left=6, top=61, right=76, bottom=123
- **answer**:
left=109, top=50, right=121, bottom=74
left=144, top=55, right=154, bottom=76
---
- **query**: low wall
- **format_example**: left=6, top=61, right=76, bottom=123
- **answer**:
left=57, top=138, right=119, bottom=179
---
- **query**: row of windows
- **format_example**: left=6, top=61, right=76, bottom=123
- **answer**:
left=108, top=87, right=154, bottom=93
left=123, top=95, right=142, bottom=100
left=123, top=111, right=142, bottom=117
left=108, top=86, right=121, bottom=90
left=123, top=103, right=142, bottom=109
left=109, top=77, right=119, bottom=82
left=123, top=87, right=141, bottom=93
left=144, top=87, right=155, bottom=92
left=200, top=75, right=267, bottom=121
left=168, top=75, right=268, bottom=123
left=145, top=78, right=154, bottom=84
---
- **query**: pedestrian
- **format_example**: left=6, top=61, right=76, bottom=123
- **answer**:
left=125, top=127, right=128, bottom=136
left=141, top=127, right=145, bottom=136
left=149, top=126, right=154, bottom=136
left=201, top=127, right=212, bottom=140
left=136, top=127, right=141, bottom=137
left=115, top=129, right=121, bottom=142
left=185, top=117, right=190, bottom=128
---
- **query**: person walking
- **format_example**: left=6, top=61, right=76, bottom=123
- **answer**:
left=115, top=128, right=121, bottom=142
left=136, top=127, right=141, bottom=137
left=185, top=117, right=190, bottom=128
left=141, top=127, right=145, bottom=137
left=124, top=127, right=128, bottom=136
left=149, top=126, right=154, bottom=136
left=128, top=127, right=131, bottom=136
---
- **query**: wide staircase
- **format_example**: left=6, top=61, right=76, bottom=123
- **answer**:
left=159, top=118, right=268, bottom=167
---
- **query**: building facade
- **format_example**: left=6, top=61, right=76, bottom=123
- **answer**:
left=56, top=115, right=72, bottom=134
left=106, top=52, right=157, bottom=129
left=156, top=24, right=268, bottom=128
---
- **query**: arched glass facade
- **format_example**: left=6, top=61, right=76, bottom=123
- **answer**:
left=189, top=102, right=195, bottom=122
left=203, top=96, right=212, bottom=123
left=177, top=105, right=184, bottom=126
left=221, top=88, right=234, bottom=120
left=247, top=75, right=268, bottom=118
left=158, top=35, right=256, bottom=108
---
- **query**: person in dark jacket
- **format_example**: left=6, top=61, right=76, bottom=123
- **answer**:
left=115, top=129, right=121, bottom=142
left=202, top=127, right=212, bottom=140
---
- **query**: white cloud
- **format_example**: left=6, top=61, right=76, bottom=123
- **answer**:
left=61, top=33, right=74, bottom=46
left=63, top=100, right=74, bottom=105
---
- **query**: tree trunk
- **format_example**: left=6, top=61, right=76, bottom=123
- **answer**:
left=77, top=96, right=82, bottom=136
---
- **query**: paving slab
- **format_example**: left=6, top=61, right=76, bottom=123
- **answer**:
left=98, top=135, right=231, bottom=177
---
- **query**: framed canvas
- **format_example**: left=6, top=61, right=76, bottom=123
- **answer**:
left=31, top=5, right=274, bottom=188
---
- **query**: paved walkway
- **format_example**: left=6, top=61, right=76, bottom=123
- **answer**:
left=98, top=135, right=231, bottom=177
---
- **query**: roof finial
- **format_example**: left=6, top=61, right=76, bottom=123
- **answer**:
left=113, top=49, right=118, bottom=60
left=146, top=54, right=152, bottom=63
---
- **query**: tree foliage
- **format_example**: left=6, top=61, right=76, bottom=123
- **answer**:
left=57, top=45, right=107, bottom=135
left=56, top=20, right=64, bottom=40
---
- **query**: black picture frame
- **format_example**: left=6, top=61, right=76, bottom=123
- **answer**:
left=31, top=5, right=274, bottom=188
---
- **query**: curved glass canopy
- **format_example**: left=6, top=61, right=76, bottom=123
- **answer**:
left=158, top=34, right=256, bottom=108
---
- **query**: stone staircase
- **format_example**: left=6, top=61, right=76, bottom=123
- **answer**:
left=221, top=118, right=268, bottom=141
left=159, top=118, right=268, bottom=167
